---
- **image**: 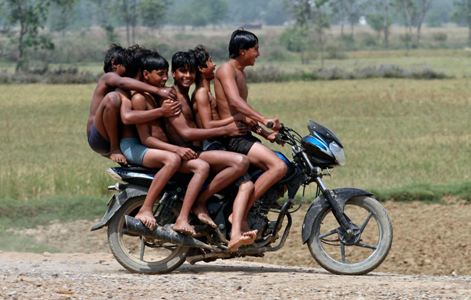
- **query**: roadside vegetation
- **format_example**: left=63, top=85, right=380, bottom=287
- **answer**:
left=0, top=79, right=469, bottom=203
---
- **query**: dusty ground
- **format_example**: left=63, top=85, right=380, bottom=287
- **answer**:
left=1, top=252, right=470, bottom=300
left=2, top=201, right=471, bottom=299
left=11, top=200, right=471, bottom=275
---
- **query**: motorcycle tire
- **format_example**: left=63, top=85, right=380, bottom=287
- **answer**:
left=107, top=196, right=188, bottom=274
left=307, top=196, right=393, bottom=275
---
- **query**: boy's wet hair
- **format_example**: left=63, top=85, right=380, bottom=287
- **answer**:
left=141, top=51, right=169, bottom=74
left=192, top=45, right=210, bottom=82
left=125, top=44, right=153, bottom=78
left=103, top=44, right=126, bottom=73
left=171, top=51, right=196, bottom=73
left=228, top=29, right=258, bottom=59
left=192, top=45, right=210, bottom=69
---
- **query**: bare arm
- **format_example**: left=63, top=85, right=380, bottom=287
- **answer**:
left=167, top=113, right=243, bottom=142
left=132, top=95, right=182, bottom=153
left=194, top=89, right=235, bottom=129
left=103, top=72, right=176, bottom=100
left=120, top=93, right=180, bottom=125
left=216, top=65, right=267, bottom=124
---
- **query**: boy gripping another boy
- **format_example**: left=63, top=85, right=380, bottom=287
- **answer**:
left=165, top=51, right=256, bottom=250
left=129, top=50, right=210, bottom=235
left=87, top=44, right=179, bottom=164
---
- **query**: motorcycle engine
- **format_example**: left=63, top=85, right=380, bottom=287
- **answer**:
left=247, top=210, right=268, bottom=236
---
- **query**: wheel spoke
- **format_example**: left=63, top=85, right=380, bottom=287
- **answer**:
left=319, top=228, right=338, bottom=239
left=139, top=237, right=145, bottom=260
left=340, top=243, right=346, bottom=263
left=359, top=212, right=374, bottom=233
left=356, top=241, right=377, bottom=250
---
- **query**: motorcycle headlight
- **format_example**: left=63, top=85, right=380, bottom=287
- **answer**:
left=329, top=142, right=346, bottom=166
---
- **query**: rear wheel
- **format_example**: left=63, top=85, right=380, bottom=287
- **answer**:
left=307, top=196, right=393, bottom=275
left=107, top=196, right=187, bottom=274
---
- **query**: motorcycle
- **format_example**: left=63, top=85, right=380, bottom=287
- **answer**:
left=91, top=120, right=393, bottom=275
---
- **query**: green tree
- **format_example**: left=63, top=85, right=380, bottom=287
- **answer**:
left=91, top=0, right=118, bottom=44
left=286, top=0, right=330, bottom=65
left=139, top=0, right=169, bottom=28
left=453, top=0, right=471, bottom=46
left=394, top=0, right=432, bottom=46
left=367, top=0, right=393, bottom=48
left=187, top=0, right=228, bottom=27
left=331, top=0, right=365, bottom=37
left=1, top=0, right=64, bottom=72
left=47, top=0, right=77, bottom=34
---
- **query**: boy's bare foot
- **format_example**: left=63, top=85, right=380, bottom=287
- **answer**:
left=109, top=150, right=127, bottom=165
left=172, top=221, right=197, bottom=236
left=228, top=234, right=254, bottom=252
left=192, top=206, right=217, bottom=228
left=135, top=210, right=157, bottom=231
left=243, top=229, right=258, bottom=241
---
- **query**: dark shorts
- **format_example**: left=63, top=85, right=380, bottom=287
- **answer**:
left=87, top=124, right=110, bottom=156
left=202, top=139, right=226, bottom=151
left=221, top=134, right=261, bottom=155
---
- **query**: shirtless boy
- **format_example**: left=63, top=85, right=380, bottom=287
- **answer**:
left=214, top=29, right=288, bottom=227
left=191, top=45, right=257, bottom=236
left=129, top=50, right=210, bottom=235
left=87, top=44, right=179, bottom=164
left=166, top=51, right=255, bottom=250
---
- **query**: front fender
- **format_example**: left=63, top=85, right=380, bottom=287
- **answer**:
left=90, top=185, right=148, bottom=231
left=301, top=188, right=373, bottom=244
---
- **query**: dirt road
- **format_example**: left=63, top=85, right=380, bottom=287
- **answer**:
left=1, top=252, right=470, bottom=300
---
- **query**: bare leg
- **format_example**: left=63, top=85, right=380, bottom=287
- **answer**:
left=94, top=92, right=126, bottom=164
left=192, top=151, right=249, bottom=228
left=172, top=159, right=210, bottom=236
left=243, top=143, right=288, bottom=222
left=134, top=150, right=181, bottom=230
left=228, top=181, right=256, bottom=251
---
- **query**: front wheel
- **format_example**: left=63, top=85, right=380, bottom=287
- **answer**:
left=107, top=196, right=188, bottom=274
left=307, top=196, right=393, bottom=275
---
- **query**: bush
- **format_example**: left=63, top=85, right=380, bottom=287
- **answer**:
left=358, top=32, right=378, bottom=48
left=246, top=65, right=287, bottom=83
left=325, top=43, right=347, bottom=60
left=0, top=68, right=97, bottom=84
left=432, top=32, right=448, bottom=44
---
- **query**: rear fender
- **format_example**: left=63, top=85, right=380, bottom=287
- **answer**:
left=90, top=185, right=147, bottom=231
left=301, top=188, right=373, bottom=243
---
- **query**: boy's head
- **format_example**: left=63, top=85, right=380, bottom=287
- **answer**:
left=140, top=51, right=169, bottom=88
left=103, top=44, right=126, bottom=75
left=125, top=44, right=152, bottom=78
left=228, top=29, right=259, bottom=63
left=171, top=51, right=196, bottom=89
left=192, top=45, right=216, bottom=82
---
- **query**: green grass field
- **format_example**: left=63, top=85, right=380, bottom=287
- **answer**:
left=0, top=78, right=469, bottom=202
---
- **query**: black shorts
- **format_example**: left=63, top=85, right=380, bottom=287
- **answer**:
left=202, top=139, right=226, bottom=151
left=222, top=134, right=261, bottom=155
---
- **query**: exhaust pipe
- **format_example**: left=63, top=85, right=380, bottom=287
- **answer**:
left=124, top=216, right=214, bottom=250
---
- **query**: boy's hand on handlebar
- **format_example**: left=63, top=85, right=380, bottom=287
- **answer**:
left=267, top=131, right=285, bottom=146
left=265, top=118, right=281, bottom=131
left=157, top=87, right=177, bottom=101
left=161, top=99, right=181, bottom=117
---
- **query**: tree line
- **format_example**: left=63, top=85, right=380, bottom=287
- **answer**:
left=1, top=0, right=470, bottom=72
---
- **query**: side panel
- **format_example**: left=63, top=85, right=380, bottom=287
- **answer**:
left=301, top=188, right=373, bottom=243
left=90, top=185, right=148, bottom=231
